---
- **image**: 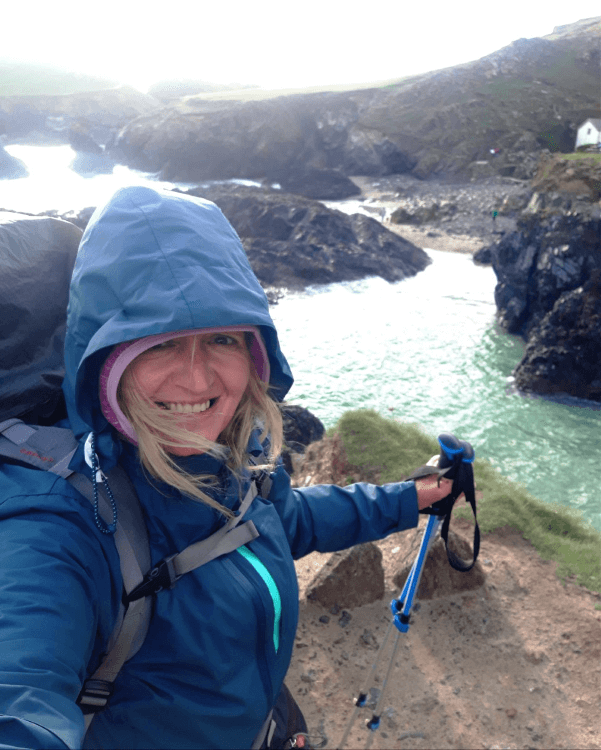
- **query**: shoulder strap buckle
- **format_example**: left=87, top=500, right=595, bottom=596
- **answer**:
left=125, top=555, right=179, bottom=603
left=77, top=678, right=115, bottom=714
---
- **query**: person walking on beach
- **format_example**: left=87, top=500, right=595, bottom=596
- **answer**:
left=0, top=186, right=454, bottom=749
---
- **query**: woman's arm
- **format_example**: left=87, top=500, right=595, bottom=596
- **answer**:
left=269, top=463, right=454, bottom=559
left=0, top=483, right=120, bottom=750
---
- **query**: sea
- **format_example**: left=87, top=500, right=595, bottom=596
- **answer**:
left=2, top=144, right=600, bottom=532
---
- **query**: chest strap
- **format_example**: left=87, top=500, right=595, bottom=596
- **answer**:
left=125, top=482, right=260, bottom=603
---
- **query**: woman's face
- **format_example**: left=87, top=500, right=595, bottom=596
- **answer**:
left=127, top=332, right=251, bottom=455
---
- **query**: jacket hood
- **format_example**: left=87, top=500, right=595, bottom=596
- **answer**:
left=62, top=186, right=293, bottom=460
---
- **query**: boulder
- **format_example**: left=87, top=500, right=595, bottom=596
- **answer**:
left=472, top=246, right=493, bottom=265
left=390, top=200, right=457, bottom=226
left=0, top=143, right=28, bottom=179
left=178, top=185, right=431, bottom=288
left=280, top=403, right=326, bottom=475
left=272, top=168, right=361, bottom=200
left=306, top=542, right=385, bottom=609
left=392, top=530, right=486, bottom=599
left=70, top=151, right=115, bottom=176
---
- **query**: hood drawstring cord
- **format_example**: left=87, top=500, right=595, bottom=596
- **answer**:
left=84, top=432, right=117, bottom=535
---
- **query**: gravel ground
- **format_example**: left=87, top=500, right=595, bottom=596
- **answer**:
left=324, top=174, right=532, bottom=251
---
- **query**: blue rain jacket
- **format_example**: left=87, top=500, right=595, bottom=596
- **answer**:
left=0, top=186, right=420, bottom=749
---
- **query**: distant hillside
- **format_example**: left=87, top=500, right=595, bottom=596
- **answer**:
left=109, top=16, right=601, bottom=183
left=0, top=60, right=119, bottom=96
left=355, top=16, right=601, bottom=177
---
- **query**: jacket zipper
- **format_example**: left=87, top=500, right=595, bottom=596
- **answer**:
left=236, top=545, right=282, bottom=653
left=222, top=554, right=273, bottom=702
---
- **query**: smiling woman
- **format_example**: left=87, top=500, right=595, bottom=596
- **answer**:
left=0, top=185, right=456, bottom=750
left=106, top=325, right=280, bottom=515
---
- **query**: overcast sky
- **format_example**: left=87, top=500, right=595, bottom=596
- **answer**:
left=4, top=1, right=600, bottom=92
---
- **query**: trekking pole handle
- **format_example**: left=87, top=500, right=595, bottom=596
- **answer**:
left=437, top=433, right=475, bottom=472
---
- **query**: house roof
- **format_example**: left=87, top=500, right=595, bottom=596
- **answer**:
left=579, top=118, right=601, bottom=130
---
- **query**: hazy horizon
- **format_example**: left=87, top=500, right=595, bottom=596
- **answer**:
left=1, top=3, right=599, bottom=95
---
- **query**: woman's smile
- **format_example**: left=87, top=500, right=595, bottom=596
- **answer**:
left=156, top=397, right=219, bottom=413
left=128, top=332, right=251, bottom=454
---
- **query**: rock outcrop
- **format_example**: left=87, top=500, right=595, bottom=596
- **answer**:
left=273, top=167, right=361, bottom=200
left=27, top=184, right=430, bottom=292
left=177, top=185, right=431, bottom=288
left=512, top=271, right=601, bottom=400
left=68, top=126, right=116, bottom=176
left=483, top=153, right=601, bottom=401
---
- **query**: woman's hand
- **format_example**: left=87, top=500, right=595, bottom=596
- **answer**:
left=414, top=475, right=455, bottom=510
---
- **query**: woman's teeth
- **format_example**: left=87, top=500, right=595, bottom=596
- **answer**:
left=158, top=399, right=215, bottom=413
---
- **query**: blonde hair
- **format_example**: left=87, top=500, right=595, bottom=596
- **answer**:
left=117, top=341, right=283, bottom=518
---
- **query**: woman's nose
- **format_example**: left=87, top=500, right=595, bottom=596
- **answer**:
left=175, top=341, right=214, bottom=390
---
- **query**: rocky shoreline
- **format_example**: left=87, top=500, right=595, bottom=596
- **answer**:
left=4, top=154, right=598, bottom=404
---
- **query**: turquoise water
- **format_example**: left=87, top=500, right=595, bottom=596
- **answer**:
left=270, top=254, right=601, bottom=532
left=2, top=145, right=599, bottom=531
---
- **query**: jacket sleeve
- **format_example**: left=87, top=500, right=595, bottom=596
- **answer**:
left=268, top=463, right=419, bottom=559
left=0, top=482, right=120, bottom=750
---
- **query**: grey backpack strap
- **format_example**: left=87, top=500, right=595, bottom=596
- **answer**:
left=125, top=479, right=261, bottom=603
left=66, top=466, right=153, bottom=729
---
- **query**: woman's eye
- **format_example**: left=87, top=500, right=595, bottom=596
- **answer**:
left=213, top=334, right=240, bottom=346
left=148, top=341, right=176, bottom=352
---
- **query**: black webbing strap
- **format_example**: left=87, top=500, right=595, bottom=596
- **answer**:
left=415, top=460, right=480, bottom=572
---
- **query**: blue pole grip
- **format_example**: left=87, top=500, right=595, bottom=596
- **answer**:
left=437, top=433, right=475, bottom=467
left=437, top=433, right=462, bottom=469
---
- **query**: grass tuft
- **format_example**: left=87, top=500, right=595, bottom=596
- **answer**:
left=334, top=409, right=601, bottom=594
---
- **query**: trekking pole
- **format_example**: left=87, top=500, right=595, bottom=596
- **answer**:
left=336, top=433, right=478, bottom=750
left=336, top=514, right=443, bottom=750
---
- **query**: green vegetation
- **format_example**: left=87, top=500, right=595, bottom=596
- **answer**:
left=562, top=152, right=601, bottom=164
left=332, top=409, right=601, bottom=594
left=181, top=76, right=412, bottom=103
left=0, top=61, right=118, bottom=96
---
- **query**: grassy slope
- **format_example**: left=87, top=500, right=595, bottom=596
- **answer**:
left=0, top=61, right=119, bottom=96
left=330, top=409, right=601, bottom=595
left=179, top=76, right=414, bottom=104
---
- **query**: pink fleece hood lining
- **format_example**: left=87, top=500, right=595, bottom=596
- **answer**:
left=99, top=326, right=270, bottom=445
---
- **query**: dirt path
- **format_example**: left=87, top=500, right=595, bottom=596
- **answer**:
left=287, top=519, right=600, bottom=750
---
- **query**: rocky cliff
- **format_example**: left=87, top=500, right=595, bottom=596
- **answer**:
left=0, top=85, right=160, bottom=147
left=479, top=153, right=601, bottom=401
left=107, top=17, right=600, bottom=184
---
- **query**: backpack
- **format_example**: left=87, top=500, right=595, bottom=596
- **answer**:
left=0, top=211, right=275, bottom=747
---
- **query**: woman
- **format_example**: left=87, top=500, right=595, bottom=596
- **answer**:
left=0, top=186, right=452, bottom=749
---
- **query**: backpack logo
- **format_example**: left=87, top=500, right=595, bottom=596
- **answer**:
left=19, top=448, right=54, bottom=463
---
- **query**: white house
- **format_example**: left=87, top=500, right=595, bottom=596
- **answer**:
left=575, top=118, right=601, bottom=149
